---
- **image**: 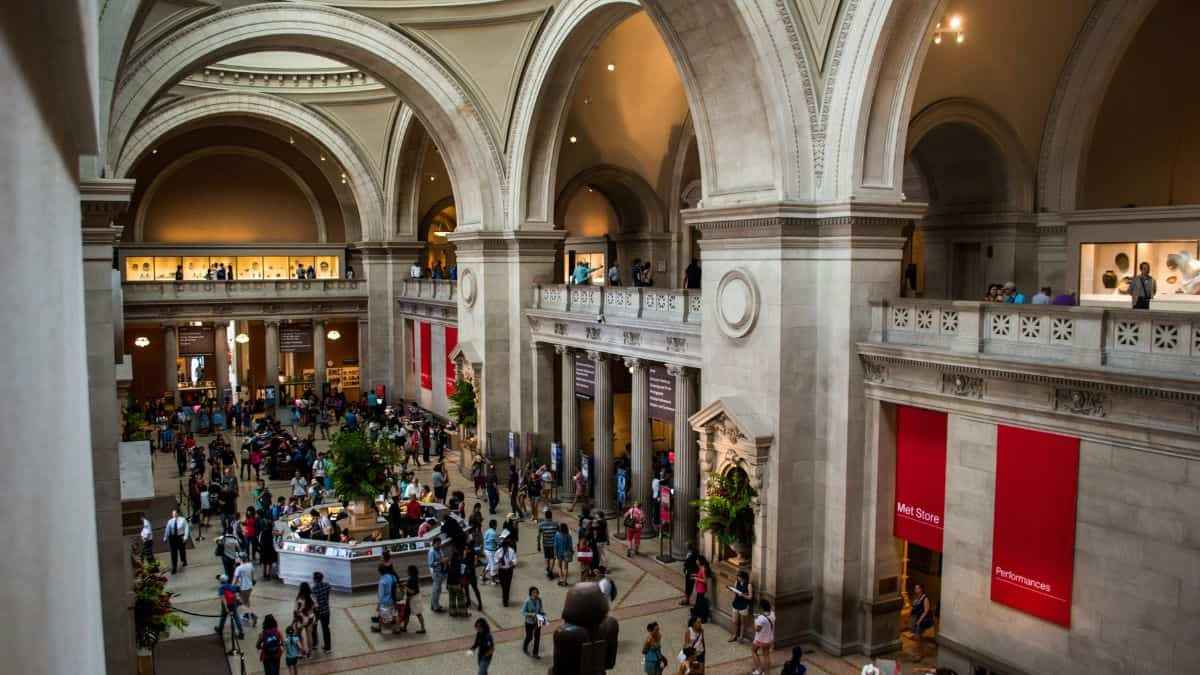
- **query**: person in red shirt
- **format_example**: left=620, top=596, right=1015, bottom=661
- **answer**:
left=242, top=507, right=258, bottom=561
left=623, top=502, right=646, bottom=556
left=405, top=495, right=422, bottom=537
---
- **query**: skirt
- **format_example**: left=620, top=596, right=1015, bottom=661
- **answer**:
left=448, top=585, right=469, bottom=616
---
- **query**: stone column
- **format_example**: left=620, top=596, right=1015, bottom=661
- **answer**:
left=590, top=350, right=614, bottom=514
left=313, top=320, right=326, bottom=398
left=163, top=323, right=179, bottom=405
left=669, top=364, right=699, bottom=559
left=357, top=318, right=370, bottom=394
left=264, top=320, right=280, bottom=409
left=529, top=342, right=557, bottom=465
left=213, top=322, right=229, bottom=403
left=557, top=345, right=577, bottom=491
left=625, top=357, right=652, bottom=508
left=360, top=243, right=422, bottom=401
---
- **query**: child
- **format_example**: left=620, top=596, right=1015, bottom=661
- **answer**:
left=283, top=623, right=304, bottom=674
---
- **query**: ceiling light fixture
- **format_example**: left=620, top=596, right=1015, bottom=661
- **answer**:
left=189, top=321, right=203, bottom=327
left=429, top=175, right=436, bottom=182
left=235, top=333, right=250, bottom=344
left=583, top=97, right=592, bottom=105
left=326, top=329, right=341, bottom=341
left=134, top=336, right=150, bottom=348
left=320, top=154, right=326, bottom=161
left=569, top=135, right=578, bottom=144
left=932, top=14, right=965, bottom=45
left=288, top=136, right=295, bottom=144
left=606, top=63, right=615, bottom=72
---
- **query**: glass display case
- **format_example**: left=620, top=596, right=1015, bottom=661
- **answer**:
left=122, top=248, right=348, bottom=282
left=1079, top=240, right=1200, bottom=300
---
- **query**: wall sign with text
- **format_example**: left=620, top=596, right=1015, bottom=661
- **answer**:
left=894, top=405, right=948, bottom=552
left=419, top=321, right=432, bottom=390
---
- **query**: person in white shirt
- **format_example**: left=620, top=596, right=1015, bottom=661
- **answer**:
left=751, top=599, right=776, bottom=675
left=233, top=558, right=258, bottom=627
left=404, top=478, right=421, bottom=500
left=291, top=474, right=309, bottom=506
left=650, top=475, right=661, bottom=526
left=312, top=452, right=326, bottom=484
left=163, top=509, right=190, bottom=574
left=1031, top=286, right=1052, bottom=305
left=140, top=516, right=154, bottom=561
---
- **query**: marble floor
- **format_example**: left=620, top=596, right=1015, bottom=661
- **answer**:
left=149, top=430, right=923, bottom=674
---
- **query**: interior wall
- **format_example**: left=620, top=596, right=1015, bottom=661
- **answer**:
left=1081, top=0, right=1200, bottom=209
left=563, top=188, right=619, bottom=238
left=126, top=323, right=166, bottom=402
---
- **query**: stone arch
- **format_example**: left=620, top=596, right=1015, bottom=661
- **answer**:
left=510, top=0, right=800, bottom=229
left=116, top=91, right=378, bottom=241
left=108, top=2, right=504, bottom=236
left=666, top=111, right=699, bottom=285
left=906, top=98, right=1033, bottom=213
left=555, top=165, right=665, bottom=235
left=133, top=145, right=328, bottom=243
left=1038, top=0, right=1158, bottom=213
left=383, top=105, right=422, bottom=238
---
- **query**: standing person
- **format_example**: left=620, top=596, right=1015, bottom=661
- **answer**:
left=218, top=526, right=241, bottom=581
left=295, top=583, right=316, bottom=657
left=482, top=520, right=499, bottom=583
left=432, top=463, right=448, bottom=504
left=684, top=259, right=701, bottom=290
left=400, top=565, right=427, bottom=634
left=728, top=570, right=753, bottom=642
left=428, top=536, right=447, bottom=612
left=258, top=516, right=278, bottom=581
left=537, top=509, right=558, bottom=579
left=496, top=538, right=517, bottom=607
left=624, top=502, right=646, bottom=556
left=569, top=468, right=586, bottom=512
left=234, top=557, right=258, bottom=627
left=290, top=472, right=308, bottom=507
left=312, top=571, right=333, bottom=655
left=1131, top=261, right=1156, bottom=309
left=447, top=545, right=469, bottom=617
left=780, top=647, right=807, bottom=675
left=521, top=586, right=544, bottom=658
left=691, top=557, right=711, bottom=623
left=283, top=621, right=305, bottom=675
left=140, top=515, right=154, bottom=561
left=554, top=523, right=574, bottom=586
left=642, top=622, right=667, bottom=675
left=910, top=583, right=935, bottom=660
left=463, top=538, right=484, bottom=611
left=682, top=616, right=706, bottom=666
left=485, top=471, right=500, bottom=515
left=607, top=259, right=621, bottom=286
left=163, top=508, right=189, bottom=574
left=387, top=495, right=404, bottom=540
left=751, top=599, right=776, bottom=675
left=470, top=618, right=495, bottom=674
left=216, top=574, right=245, bottom=642
left=372, top=563, right=401, bottom=634
left=680, top=543, right=699, bottom=606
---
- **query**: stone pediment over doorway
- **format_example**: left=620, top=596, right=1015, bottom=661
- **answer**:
left=448, top=340, right=483, bottom=381
left=688, top=397, right=773, bottom=481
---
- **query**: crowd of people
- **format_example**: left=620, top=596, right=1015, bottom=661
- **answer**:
left=982, top=281, right=1076, bottom=306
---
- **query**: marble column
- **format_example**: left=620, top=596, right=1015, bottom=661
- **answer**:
left=557, top=345, right=577, bottom=491
left=264, top=320, right=280, bottom=409
left=590, top=350, right=614, bottom=514
left=530, top=342, right=556, bottom=465
left=357, top=318, right=370, bottom=394
left=213, top=323, right=229, bottom=403
left=669, top=364, right=698, bottom=559
left=163, top=323, right=179, bottom=405
left=313, top=320, right=326, bottom=398
left=625, top=357, right=652, bottom=508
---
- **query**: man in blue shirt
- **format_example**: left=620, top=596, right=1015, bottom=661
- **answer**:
left=215, top=574, right=245, bottom=642
left=427, top=536, right=446, bottom=612
left=373, top=564, right=400, bottom=633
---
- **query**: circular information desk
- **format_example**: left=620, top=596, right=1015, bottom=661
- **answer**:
left=275, top=500, right=454, bottom=592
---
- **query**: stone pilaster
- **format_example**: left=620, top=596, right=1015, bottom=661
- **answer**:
left=357, top=318, right=370, bottom=394
left=669, top=364, right=698, bottom=559
left=163, top=323, right=179, bottom=405
left=529, top=341, right=556, bottom=465
left=590, top=350, right=614, bottom=514
left=313, top=320, right=326, bottom=398
left=358, top=242, right=422, bottom=401
left=625, top=357, right=652, bottom=508
left=557, top=345, right=578, bottom=491
left=213, top=322, right=229, bottom=403
left=80, top=177, right=136, bottom=675
left=264, top=320, right=280, bottom=407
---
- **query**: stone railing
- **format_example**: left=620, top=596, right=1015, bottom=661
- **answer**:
left=399, top=278, right=457, bottom=304
left=868, top=298, right=1200, bottom=373
left=123, top=279, right=367, bottom=303
left=530, top=284, right=701, bottom=324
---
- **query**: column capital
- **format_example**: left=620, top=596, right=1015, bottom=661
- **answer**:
left=586, top=349, right=611, bottom=362
left=623, top=356, right=645, bottom=371
left=264, top=319, right=280, bottom=328
left=314, top=319, right=326, bottom=328
left=554, top=344, right=572, bottom=356
left=160, top=322, right=177, bottom=332
left=666, top=363, right=693, bottom=378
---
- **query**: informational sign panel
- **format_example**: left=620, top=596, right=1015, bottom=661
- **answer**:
left=648, top=366, right=676, bottom=421
left=574, top=357, right=595, bottom=400
left=551, top=442, right=562, bottom=473
left=420, top=321, right=432, bottom=390
left=508, top=432, right=519, bottom=460
left=991, top=425, right=1080, bottom=628
left=279, top=322, right=313, bottom=352
left=445, top=326, right=459, bottom=396
left=893, top=406, right=948, bottom=552
left=177, top=326, right=214, bottom=355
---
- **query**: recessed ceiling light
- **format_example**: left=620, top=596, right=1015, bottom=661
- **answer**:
left=288, top=136, right=294, bottom=144
left=569, top=136, right=578, bottom=144
left=151, top=149, right=158, bottom=155
left=949, top=15, right=962, bottom=30
left=134, top=336, right=150, bottom=348
left=429, top=175, right=436, bottom=182
left=320, top=155, right=326, bottom=161
left=583, top=97, right=592, bottom=105
left=606, top=63, right=615, bottom=72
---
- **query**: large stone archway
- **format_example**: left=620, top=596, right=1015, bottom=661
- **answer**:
left=108, top=2, right=504, bottom=236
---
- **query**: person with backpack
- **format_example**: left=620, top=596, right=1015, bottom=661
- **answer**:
left=469, top=617, right=495, bottom=674
left=751, top=599, right=776, bottom=675
left=217, top=527, right=240, bottom=581
left=256, top=614, right=284, bottom=675
left=283, top=620, right=305, bottom=675
left=624, top=502, right=646, bottom=556
left=215, top=574, right=245, bottom=643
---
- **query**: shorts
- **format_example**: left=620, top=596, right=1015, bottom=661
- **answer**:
left=543, top=547, right=555, bottom=561
left=239, top=590, right=253, bottom=605
left=752, top=641, right=773, bottom=652
left=286, top=657, right=299, bottom=667
left=557, top=553, right=574, bottom=563
left=379, top=605, right=396, bottom=623
left=733, top=606, right=750, bottom=616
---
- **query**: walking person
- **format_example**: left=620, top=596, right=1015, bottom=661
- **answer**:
left=312, top=571, right=333, bottom=654
left=554, top=523, right=574, bottom=586
left=642, top=622, right=667, bottom=675
left=400, top=565, right=428, bottom=634
left=234, top=557, right=258, bottom=627
left=483, top=520, right=499, bottom=583
left=216, top=574, right=245, bottom=644
left=164, top=508, right=190, bottom=574
left=537, top=509, right=558, bottom=579
left=256, top=614, right=284, bottom=675
left=521, top=586, right=544, bottom=658
left=569, top=469, right=586, bottom=512
left=624, top=501, right=646, bottom=556
left=751, top=599, right=776, bottom=675
left=470, top=618, right=495, bottom=674
left=218, top=526, right=241, bottom=581
left=463, top=539, right=484, bottom=610
left=910, top=583, right=935, bottom=660
left=496, top=538, right=517, bottom=607
left=294, top=583, right=316, bottom=657
left=679, top=543, right=699, bottom=606
left=728, top=570, right=753, bottom=642
left=283, top=621, right=305, bottom=675
left=447, top=545, right=470, bottom=617
left=140, top=515, right=154, bottom=561
left=682, top=615, right=706, bottom=666
left=428, top=535, right=447, bottom=612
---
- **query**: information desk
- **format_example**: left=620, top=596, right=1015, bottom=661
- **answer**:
left=276, top=501, right=453, bottom=592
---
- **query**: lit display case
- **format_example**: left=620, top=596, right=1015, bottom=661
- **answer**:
left=120, top=247, right=348, bottom=282
left=1079, top=240, right=1200, bottom=303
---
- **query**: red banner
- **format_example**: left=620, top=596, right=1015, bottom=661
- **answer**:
left=444, top=326, right=458, bottom=396
left=419, top=321, right=432, bottom=390
left=991, top=425, right=1079, bottom=628
left=894, top=406, right=947, bottom=552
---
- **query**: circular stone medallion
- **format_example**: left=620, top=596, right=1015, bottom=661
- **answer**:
left=715, top=268, right=759, bottom=339
left=460, top=268, right=478, bottom=308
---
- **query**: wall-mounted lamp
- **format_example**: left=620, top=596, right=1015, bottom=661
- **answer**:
left=326, top=330, right=341, bottom=341
left=134, top=337, right=150, bottom=348
left=235, top=333, right=250, bottom=344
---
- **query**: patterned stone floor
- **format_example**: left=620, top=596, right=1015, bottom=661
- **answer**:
left=151, top=429, right=927, bottom=674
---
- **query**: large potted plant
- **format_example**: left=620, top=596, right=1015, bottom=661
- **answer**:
left=327, top=430, right=400, bottom=539
left=448, top=377, right=478, bottom=463
left=131, top=543, right=187, bottom=674
left=692, top=468, right=757, bottom=565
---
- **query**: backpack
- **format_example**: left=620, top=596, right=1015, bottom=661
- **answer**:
left=260, top=629, right=282, bottom=658
left=221, top=586, right=238, bottom=609
left=602, top=577, right=617, bottom=601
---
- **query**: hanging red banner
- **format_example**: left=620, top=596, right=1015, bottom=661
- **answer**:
left=991, top=425, right=1079, bottom=628
left=894, top=406, right=948, bottom=552
left=419, top=321, right=432, bottom=390
left=444, top=326, right=458, bottom=396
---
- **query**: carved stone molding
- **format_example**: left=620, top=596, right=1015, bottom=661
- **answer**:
left=623, top=330, right=641, bottom=346
left=944, top=373, right=984, bottom=399
left=1055, top=388, right=1107, bottom=417
left=459, top=268, right=478, bottom=309
left=863, top=361, right=887, bottom=384
left=585, top=326, right=601, bottom=340
left=623, top=356, right=643, bottom=372
left=666, top=337, right=687, bottom=353
left=715, top=268, right=760, bottom=339
left=553, top=322, right=567, bottom=336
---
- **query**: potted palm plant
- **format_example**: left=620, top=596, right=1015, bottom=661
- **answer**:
left=448, top=377, right=478, bottom=462
left=692, top=468, right=757, bottom=565
left=131, top=543, right=187, bottom=674
left=326, top=430, right=401, bottom=539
